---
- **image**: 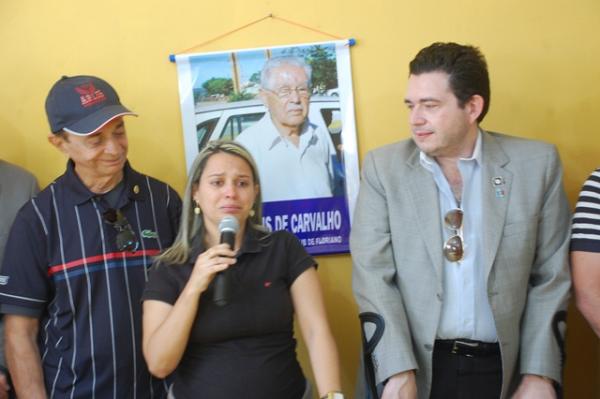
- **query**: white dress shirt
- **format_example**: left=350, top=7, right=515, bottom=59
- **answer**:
left=419, top=132, right=498, bottom=342
left=236, top=113, right=335, bottom=202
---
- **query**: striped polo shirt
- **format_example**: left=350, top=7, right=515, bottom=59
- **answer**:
left=0, top=160, right=181, bottom=399
left=571, top=168, right=600, bottom=252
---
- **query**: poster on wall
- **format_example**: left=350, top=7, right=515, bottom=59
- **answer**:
left=174, top=40, right=359, bottom=255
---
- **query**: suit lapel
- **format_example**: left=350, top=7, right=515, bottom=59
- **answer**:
left=405, top=148, right=445, bottom=283
left=480, top=132, right=512, bottom=281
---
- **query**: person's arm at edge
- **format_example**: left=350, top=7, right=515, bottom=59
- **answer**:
left=517, top=147, right=571, bottom=395
left=291, top=267, right=341, bottom=397
left=571, top=251, right=600, bottom=336
left=4, top=314, right=46, bottom=399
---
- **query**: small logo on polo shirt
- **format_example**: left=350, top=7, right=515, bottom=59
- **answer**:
left=141, top=229, right=158, bottom=239
left=0, top=275, right=9, bottom=285
left=74, top=83, right=106, bottom=108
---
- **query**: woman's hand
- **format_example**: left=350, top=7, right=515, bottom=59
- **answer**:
left=187, top=243, right=237, bottom=294
left=143, top=243, right=237, bottom=377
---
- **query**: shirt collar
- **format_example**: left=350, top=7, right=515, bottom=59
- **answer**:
left=419, top=130, right=483, bottom=172
left=238, top=226, right=267, bottom=254
left=61, top=160, right=146, bottom=206
left=265, top=112, right=317, bottom=151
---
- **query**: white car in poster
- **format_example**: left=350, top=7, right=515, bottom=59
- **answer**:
left=194, top=96, right=342, bottom=153
left=194, top=96, right=345, bottom=195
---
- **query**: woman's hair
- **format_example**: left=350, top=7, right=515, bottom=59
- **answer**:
left=156, top=140, right=263, bottom=265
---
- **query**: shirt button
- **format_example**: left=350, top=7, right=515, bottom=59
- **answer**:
left=436, top=293, right=442, bottom=301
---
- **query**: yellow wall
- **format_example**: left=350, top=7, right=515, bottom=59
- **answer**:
left=1, top=0, right=599, bottom=397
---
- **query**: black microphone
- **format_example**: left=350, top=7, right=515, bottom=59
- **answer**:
left=213, top=216, right=239, bottom=306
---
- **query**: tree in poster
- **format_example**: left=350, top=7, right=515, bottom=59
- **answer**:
left=279, top=45, right=338, bottom=94
left=202, top=77, right=234, bottom=96
left=249, top=71, right=261, bottom=84
left=306, top=45, right=338, bottom=94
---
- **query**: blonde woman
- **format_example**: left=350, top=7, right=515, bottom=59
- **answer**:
left=142, top=141, right=342, bottom=399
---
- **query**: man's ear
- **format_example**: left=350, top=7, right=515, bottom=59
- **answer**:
left=257, top=89, right=269, bottom=106
left=48, top=133, right=69, bottom=155
left=466, top=95, right=485, bottom=123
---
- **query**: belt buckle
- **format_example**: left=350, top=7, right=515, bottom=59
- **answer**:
left=451, top=339, right=478, bottom=357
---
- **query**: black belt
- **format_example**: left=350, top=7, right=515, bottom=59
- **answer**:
left=434, top=339, right=500, bottom=358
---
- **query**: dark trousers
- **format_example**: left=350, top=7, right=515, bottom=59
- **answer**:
left=430, top=341, right=502, bottom=399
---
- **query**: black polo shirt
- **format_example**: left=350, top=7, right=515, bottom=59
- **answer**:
left=0, top=160, right=181, bottom=399
left=142, top=228, right=316, bottom=399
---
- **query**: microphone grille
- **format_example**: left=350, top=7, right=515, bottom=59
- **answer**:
left=218, top=216, right=239, bottom=234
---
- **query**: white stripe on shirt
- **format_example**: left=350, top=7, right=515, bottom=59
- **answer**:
left=75, top=205, right=97, bottom=399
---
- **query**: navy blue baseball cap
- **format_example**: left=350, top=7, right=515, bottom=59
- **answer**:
left=45, top=75, right=137, bottom=135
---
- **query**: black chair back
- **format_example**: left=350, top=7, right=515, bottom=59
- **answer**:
left=359, top=312, right=385, bottom=399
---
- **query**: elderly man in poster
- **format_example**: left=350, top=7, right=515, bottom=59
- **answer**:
left=236, top=56, right=337, bottom=202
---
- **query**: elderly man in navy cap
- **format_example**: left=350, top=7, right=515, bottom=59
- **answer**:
left=0, top=76, right=181, bottom=398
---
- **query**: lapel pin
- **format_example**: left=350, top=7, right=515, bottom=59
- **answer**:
left=133, top=185, right=140, bottom=194
left=492, top=176, right=504, bottom=186
left=492, top=176, right=506, bottom=198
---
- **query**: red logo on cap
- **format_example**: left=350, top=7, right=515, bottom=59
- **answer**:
left=74, top=83, right=106, bottom=108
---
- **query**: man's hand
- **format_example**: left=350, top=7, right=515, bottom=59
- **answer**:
left=512, top=374, right=556, bottom=399
left=5, top=315, right=46, bottom=399
left=0, top=371, right=10, bottom=399
left=381, top=370, right=417, bottom=399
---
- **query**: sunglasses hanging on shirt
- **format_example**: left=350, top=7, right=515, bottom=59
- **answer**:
left=103, top=208, right=139, bottom=252
left=443, top=208, right=464, bottom=262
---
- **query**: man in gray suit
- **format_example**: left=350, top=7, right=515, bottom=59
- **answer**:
left=351, top=42, right=570, bottom=399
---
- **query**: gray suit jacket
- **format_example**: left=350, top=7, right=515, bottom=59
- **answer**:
left=351, top=131, right=571, bottom=398
left=0, top=160, right=39, bottom=368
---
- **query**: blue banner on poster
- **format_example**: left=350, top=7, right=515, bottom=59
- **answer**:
left=262, top=197, right=350, bottom=255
